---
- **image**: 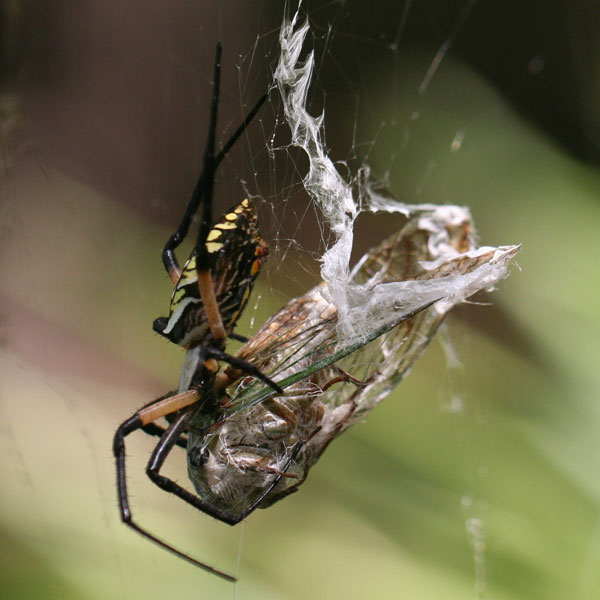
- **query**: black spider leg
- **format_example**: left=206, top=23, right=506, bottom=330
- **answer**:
left=146, top=411, right=303, bottom=527
left=204, top=346, right=284, bottom=395
left=113, top=405, right=236, bottom=582
left=194, top=40, right=221, bottom=272
left=141, top=422, right=187, bottom=450
left=184, top=45, right=281, bottom=391
left=162, top=43, right=268, bottom=278
left=228, top=332, right=249, bottom=343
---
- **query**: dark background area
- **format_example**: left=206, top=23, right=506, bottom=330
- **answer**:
left=9, top=1, right=600, bottom=222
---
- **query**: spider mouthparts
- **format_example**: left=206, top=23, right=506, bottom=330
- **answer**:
left=153, top=317, right=168, bottom=334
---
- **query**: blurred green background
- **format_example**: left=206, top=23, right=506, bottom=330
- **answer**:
left=1, top=1, right=599, bottom=599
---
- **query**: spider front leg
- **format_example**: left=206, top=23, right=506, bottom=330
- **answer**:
left=113, top=389, right=235, bottom=581
left=141, top=422, right=188, bottom=450
left=161, top=42, right=267, bottom=284
left=154, top=44, right=269, bottom=350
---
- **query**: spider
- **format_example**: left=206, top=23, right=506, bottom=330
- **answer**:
left=112, top=43, right=509, bottom=584
left=112, top=43, right=297, bottom=582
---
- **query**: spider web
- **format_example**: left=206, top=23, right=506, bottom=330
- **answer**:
left=1, top=2, right=516, bottom=598
left=2, top=2, right=599, bottom=600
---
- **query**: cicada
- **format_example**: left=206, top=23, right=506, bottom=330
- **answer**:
left=187, top=206, right=519, bottom=513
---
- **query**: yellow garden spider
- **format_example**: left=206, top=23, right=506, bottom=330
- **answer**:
left=112, top=43, right=297, bottom=581
left=112, top=42, right=518, bottom=585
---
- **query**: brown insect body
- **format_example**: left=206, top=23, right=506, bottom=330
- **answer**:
left=186, top=208, right=516, bottom=513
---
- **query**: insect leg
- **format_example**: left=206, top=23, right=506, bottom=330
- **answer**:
left=147, top=431, right=303, bottom=526
left=258, top=467, right=309, bottom=505
left=231, top=441, right=304, bottom=520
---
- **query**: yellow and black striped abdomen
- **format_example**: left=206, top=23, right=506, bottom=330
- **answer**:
left=153, top=199, right=268, bottom=347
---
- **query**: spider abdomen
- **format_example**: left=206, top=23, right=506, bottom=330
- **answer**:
left=154, top=199, right=268, bottom=347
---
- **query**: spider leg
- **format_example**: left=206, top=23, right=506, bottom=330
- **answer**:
left=141, top=422, right=188, bottom=449
left=228, top=332, right=249, bottom=343
left=205, top=345, right=283, bottom=394
left=113, top=393, right=235, bottom=582
left=161, top=41, right=268, bottom=284
left=113, top=388, right=199, bottom=507
left=191, top=43, right=230, bottom=343
left=146, top=419, right=303, bottom=526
